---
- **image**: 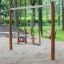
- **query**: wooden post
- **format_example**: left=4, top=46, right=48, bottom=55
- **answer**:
left=38, top=25, right=41, bottom=44
left=30, top=28, right=34, bottom=45
left=39, top=30, right=41, bottom=44
left=24, top=0, right=27, bottom=44
left=51, top=1, right=55, bottom=60
left=24, top=19, right=27, bottom=44
left=38, top=20, right=41, bottom=44
left=32, top=33, right=34, bottom=45
left=9, top=10, right=12, bottom=50
left=17, top=28, right=19, bottom=44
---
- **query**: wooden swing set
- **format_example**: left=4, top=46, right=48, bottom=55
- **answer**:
left=9, top=1, right=55, bottom=60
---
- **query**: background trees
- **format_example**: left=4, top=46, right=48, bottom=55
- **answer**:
left=13, top=0, right=18, bottom=27
left=62, top=0, right=64, bottom=31
left=58, top=0, right=60, bottom=26
left=0, top=0, right=64, bottom=31
left=0, top=0, right=8, bottom=24
left=38, top=0, right=43, bottom=36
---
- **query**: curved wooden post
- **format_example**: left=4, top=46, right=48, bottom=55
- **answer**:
left=24, top=19, right=27, bottom=44
left=51, top=1, right=55, bottom=60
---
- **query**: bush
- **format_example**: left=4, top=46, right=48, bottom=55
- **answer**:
left=5, top=19, right=14, bottom=24
left=4, top=17, right=58, bottom=26
left=47, top=20, right=51, bottom=24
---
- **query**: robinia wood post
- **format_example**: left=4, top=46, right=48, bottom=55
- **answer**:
left=32, top=33, right=34, bottom=45
left=51, top=1, right=55, bottom=60
left=24, top=19, right=27, bottom=44
left=9, top=10, right=12, bottom=50
left=38, top=26, right=41, bottom=44
left=24, top=0, right=27, bottom=44
left=17, top=28, right=19, bottom=44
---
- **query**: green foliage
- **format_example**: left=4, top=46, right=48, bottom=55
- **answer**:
left=30, top=0, right=36, bottom=5
left=0, top=0, right=8, bottom=17
left=19, top=26, right=64, bottom=41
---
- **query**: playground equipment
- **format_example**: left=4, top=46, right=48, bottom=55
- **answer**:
left=18, top=35, right=26, bottom=42
left=9, top=1, right=55, bottom=60
left=18, top=29, right=28, bottom=42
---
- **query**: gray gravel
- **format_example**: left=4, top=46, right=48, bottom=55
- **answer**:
left=0, top=37, right=64, bottom=64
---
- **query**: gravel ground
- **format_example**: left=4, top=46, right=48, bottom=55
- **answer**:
left=0, top=37, right=64, bottom=64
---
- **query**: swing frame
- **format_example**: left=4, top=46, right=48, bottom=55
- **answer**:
left=9, top=1, right=55, bottom=60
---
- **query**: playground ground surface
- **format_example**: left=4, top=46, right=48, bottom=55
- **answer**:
left=0, top=36, right=64, bottom=64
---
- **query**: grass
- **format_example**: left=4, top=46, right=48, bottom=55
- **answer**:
left=56, top=29, right=64, bottom=41
left=56, top=31, right=64, bottom=41
left=19, top=26, right=64, bottom=42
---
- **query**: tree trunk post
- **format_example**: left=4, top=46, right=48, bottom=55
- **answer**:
left=51, top=1, right=55, bottom=60
left=9, top=10, right=12, bottom=50
left=38, top=0, right=42, bottom=44
left=17, top=28, right=19, bottom=44
left=24, top=0, right=27, bottom=44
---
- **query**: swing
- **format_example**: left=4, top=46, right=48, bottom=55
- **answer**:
left=18, top=35, right=26, bottom=42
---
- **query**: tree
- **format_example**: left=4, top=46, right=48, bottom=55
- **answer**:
left=62, top=0, right=64, bottom=31
left=30, top=0, right=36, bottom=32
left=46, top=2, right=49, bottom=21
left=0, top=0, right=8, bottom=24
left=0, top=0, right=2, bottom=24
left=58, top=0, right=60, bottom=26
left=13, top=0, right=18, bottom=27
left=38, top=0, right=43, bottom=36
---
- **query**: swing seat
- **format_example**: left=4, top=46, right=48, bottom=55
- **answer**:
left=18, top=36, right=26, bottom=42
